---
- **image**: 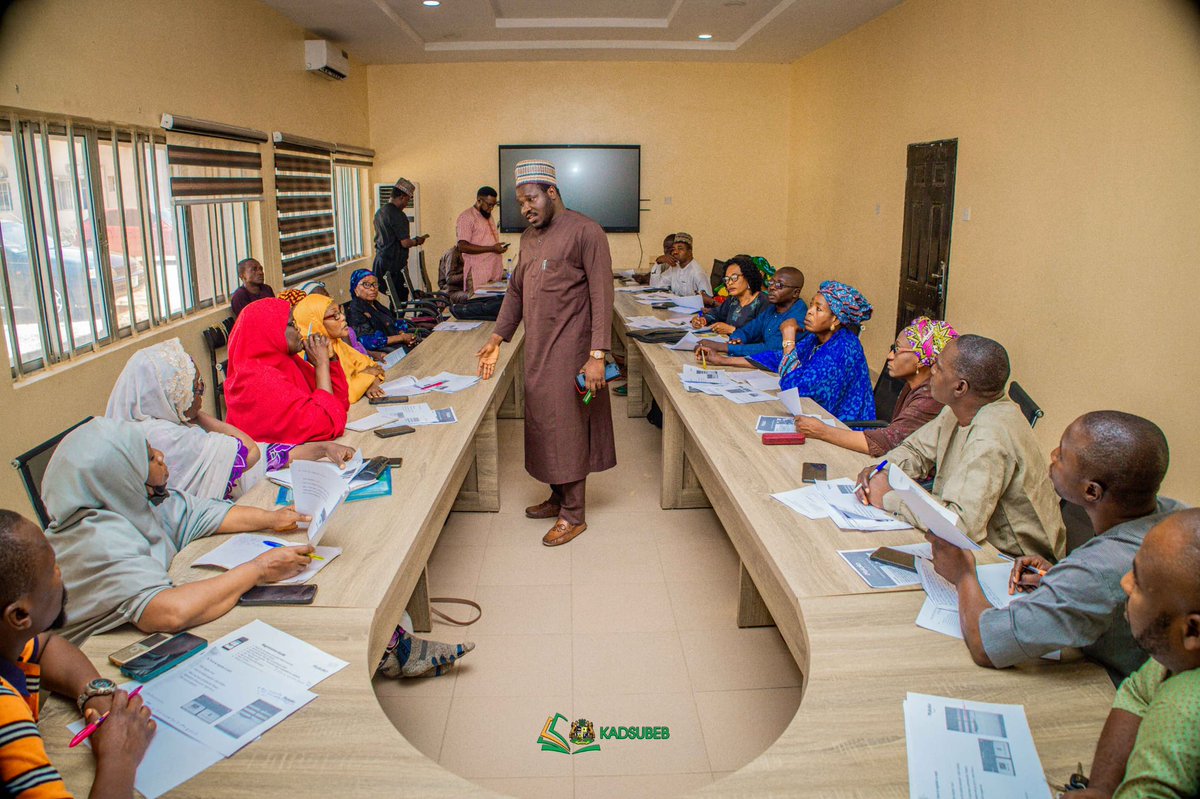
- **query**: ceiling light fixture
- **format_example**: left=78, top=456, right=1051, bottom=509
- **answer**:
left=697, top=33, right=713, bottom=40
left=422, top=0, right=440, bottom=6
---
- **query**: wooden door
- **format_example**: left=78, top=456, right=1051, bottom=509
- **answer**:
left=896, top=139, right=956, bottom=334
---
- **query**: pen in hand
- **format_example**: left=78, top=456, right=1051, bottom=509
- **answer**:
left=263, top=540, right=324, bottom=560
left=69, top=686, right=144, bottom=748
left=857, top=460, right=888, bottom=503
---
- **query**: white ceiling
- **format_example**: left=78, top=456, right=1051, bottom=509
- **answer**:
left=260, top=0, right=904, bottom=64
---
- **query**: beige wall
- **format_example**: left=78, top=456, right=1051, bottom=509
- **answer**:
left=0, top=0, right=372, bottom=513
left=366, top=61, right=792, bottom=276
left=786, top=0, right=1200, bottom=502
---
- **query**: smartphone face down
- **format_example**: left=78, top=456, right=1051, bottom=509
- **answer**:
left=238, top=584, right=318, bottom=606
left=869, top=547, right=918, bottom=573
left=120, top=632, right=207, bottom=679
left=801, top=462, right=828, bottom=483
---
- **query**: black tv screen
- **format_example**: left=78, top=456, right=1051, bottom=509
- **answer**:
left=498, top=145, right=640, bottom=233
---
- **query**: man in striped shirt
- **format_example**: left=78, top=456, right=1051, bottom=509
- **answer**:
left=0, top=510, right=154, bottom=798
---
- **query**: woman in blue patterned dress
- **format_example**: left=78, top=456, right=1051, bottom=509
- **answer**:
left=748, top=280, right=876, bottom=422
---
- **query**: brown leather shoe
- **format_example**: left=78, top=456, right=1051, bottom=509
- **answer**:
left=542, top=519, right=587, bottom=547
left=525, top=500, right=561, bottom=519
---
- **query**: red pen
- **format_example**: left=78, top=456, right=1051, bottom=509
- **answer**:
left=417, top=381, right=446, bottom=390
left=69, top=686, right=144, bottom=748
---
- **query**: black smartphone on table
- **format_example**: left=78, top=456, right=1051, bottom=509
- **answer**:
left=119, top=632, right=207, bottom=681
left=238, top=585, right=318, bottom=606
left=868, top=547, right=918, bottom=573
left=369, top=395, right=409, bottom=405
left=801, top=462, right=828, bottom=483
left=374, top=424, right=415, bottom=438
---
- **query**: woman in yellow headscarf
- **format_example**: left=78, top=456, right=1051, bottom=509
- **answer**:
left=293, top=294, right=387, bottom=402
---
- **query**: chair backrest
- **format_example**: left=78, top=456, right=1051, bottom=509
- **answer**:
left=1008, top=381, right=1044, bottom=428
left=11, top=416, right=94, bottom=528
left=871, top=359, right=908, bottom=423
left=201, top=325, right=231, bottom=419
left=417, top=251, right=434, bottom=294
left=220, top=315, right=235, bottom=335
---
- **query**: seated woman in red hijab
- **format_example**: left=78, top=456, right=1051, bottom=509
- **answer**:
left=224, top=298, right=349, bottom=443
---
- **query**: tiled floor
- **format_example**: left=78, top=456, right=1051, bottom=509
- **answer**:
left=373, top=392, right=803, bottom=798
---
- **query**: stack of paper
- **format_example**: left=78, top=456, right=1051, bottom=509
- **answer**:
left=380, top=402, right=458, bottom=427
left=67, top=621, right=348, bottom=799
left=915, top=557, right=1014, bottom=639
left=904, top=693, right=1050, bottom=798
left=624, top=315, right=677, bottom=330
left=194, top=534, right=341, bottom=584
left=756, top=416, right=797, bottom=434
left=666, top=295, right=704, bottom=312
left=380, top=373, right=479, bottom=397
left=729, top=371, right=781, bottom=392
left=433, top=320, right=483, bottom=331
left=679, top=365, right=730, bottom=395
left=718, top=385, right=775, bottom=404
left=265, top=450, right=373, bottom=491
left=771, top=478, right=913, bottom=532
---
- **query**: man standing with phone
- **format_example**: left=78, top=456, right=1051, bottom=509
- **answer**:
left=456, top=186, right=508, bottom=294
left=372, top=178, right=428, bottom=304
left=476, top=160, right=616, bottom=546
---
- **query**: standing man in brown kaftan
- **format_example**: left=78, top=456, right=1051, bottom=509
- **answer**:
left=476, top=159, right=616, bottom=546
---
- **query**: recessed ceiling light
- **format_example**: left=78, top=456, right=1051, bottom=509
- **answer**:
left=697, top=33, right=713, bottom=40
left=422, top=0, right=440, bottom=6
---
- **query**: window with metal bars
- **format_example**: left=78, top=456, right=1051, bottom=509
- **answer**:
left=0, top=110, right=263, bottom=378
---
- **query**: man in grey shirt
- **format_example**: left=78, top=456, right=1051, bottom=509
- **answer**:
left=925, top=410, right=1182, bottom=683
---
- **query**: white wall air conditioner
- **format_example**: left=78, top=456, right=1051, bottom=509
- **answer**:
left=372, top=182, right=423, bottom=289
left=305, top=40, right=349, bottom=81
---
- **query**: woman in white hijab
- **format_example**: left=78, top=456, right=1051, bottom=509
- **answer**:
left=106, top=338, right=353, bottom=499
left=41, top=418, right=314, bottom=643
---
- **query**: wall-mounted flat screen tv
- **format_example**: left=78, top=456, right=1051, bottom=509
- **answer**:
left=498, top=145, right=640, bottom=233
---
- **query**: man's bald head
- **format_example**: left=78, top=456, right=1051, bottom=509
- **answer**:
left=1145, top=509, right=1200, bottom=609
left=948, top=335, right=1010, bottom=398
left=1124, top=509, right=1200, bottom=672
left=1072, top=411, right=1169, bottom=506
left=775, top=267, right=805, bottom=290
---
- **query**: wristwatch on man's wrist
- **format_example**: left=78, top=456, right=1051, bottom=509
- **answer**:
left=77, top=678, right=118, bottom=714
left=590, top=350, right=606, bottom=360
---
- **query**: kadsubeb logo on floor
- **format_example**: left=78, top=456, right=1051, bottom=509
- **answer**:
left=537, top=712, right=670, bottom=755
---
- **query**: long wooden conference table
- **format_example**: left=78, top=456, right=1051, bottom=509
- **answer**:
left=41, top=293, right=1114, bottom=798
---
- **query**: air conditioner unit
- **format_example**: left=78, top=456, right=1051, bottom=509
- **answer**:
left=305, top=40, right=349, bottom=81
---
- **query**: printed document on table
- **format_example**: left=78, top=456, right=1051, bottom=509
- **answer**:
left=666, top=331, right=704, bottom=351
left=380, top=402, right=457, bottom=426
left=770, top=485, right=832, bottom=519
left=729, top=371, right=781, bottom=392
left=433, top=320, right=483, bottom=331
left=681, top=366, right=726, bottom=385
left=669, top=294, right=704, bottom=312
left=719, top=385, right=775, bottom=405
left=381, top=346, right=407, bottom=370
left=344, top=412, right=393, bottom=432
left=917, top=556, right=1013, bottom=610
left=756, top=416, right=796, bottom=434
left=290, top=461, right=350, bottom=545
left=137, top=649, right=316, bottom=758
left=778, top=387, right=803, bottom=415
left=422, top=371, right=480, bottom=393
left=837, top=543, right=931, bottom=589
left=205, top=620, right=348, bottom=689
left=192, top=534, right=341, bottom=585
left=904, top=692, right=1051, bottom=799
left=67, top=713, right=221, bottom=799
left=888, top=466, right=981, bottom=550
left=815, top=479, right=911, bottom=531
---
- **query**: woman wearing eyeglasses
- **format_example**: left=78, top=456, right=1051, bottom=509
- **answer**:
left=795, top=316, right=957, bottom=453
left=293, top=293, right=388, bottom=402
left=691, top=255, right=768, bottom=335
left=346, top=268, right=419, bottom=353
left=106, top=337, right=354, bottom=500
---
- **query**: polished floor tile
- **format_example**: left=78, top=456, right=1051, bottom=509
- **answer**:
left=570, top=692, right=710, bottom=777
left=453, top=633, right=572, bottom=698
left=694, top=687, right=803, bottom=772
left=441, top=694, right=573, bottom=779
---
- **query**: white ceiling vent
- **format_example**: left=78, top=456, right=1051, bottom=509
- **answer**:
left=304, top=40, right=349, bottom=81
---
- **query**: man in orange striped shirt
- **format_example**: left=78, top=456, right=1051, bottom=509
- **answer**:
left=0, top=511, right=154, bottom=798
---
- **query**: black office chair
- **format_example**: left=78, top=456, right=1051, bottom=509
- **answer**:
left=220, top=315, right=235, bottom=336
left=845, top=358, right=907, bottom=430
left=201, top=324, right=231, bottom=420
left=1008, top=381, right=1044, bottom=428
left=11, top=416, right=94, bottom=528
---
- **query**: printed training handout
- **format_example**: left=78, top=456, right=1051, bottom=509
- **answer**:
left=433, top=320, right=483, bottom=331
left=719, top=385, right=775, bottom=404
left=668, top=294, right=704, bottom=312
left=837, top=543, right=932, bottom=589
left=778, top=387, right=803, bottom=415
left=904, top=692, right=1052, bottom=799
left=681, top=365, right=725, bottom=385
left=192, top=534, right=341, bottom=585
left=290, top=460, right=351, bottom=544
left=380, top=402, right=458, bottom=426
left=915, top=557, right=1015, bottom=639
left=814, top=478, right=912, bottom=531
left=770, top=485, right=831, bottom=519
left=381, top=346, right=407, bottom=370
left=888, top=466, right=981, bottom=550
left=666, top=331, right=704, bottom=351
left=344, top=412, right=393, bottom=432
left=728, top=371, right=781, bottom=392
left=756, top=416, right=797, bottom=434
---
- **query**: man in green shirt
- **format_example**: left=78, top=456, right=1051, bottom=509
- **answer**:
left=1068, top=508, right=1200, bottom=798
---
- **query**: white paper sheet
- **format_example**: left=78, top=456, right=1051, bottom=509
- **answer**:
left=888, top=466, right=982, bottom=550
left=668, top=294, right=704, bottom=312
left=729, top=371, right=781, bottom=392
left=837, top=544, right=930, bottom=589
left=904, top=692, right=1051, bottom=799
left=666, top=331, right=704, bottom=351
left=67, top=714, right=222, bottom=799
left=192, top=534, right=341, bottom=585
left=343, top=412, right=393, bottom=432
left=718, top=385, right=775, bottom=404
left=205, top=620, right=348, bottom=689
left=379, top=402, right=457, bottom=426
left=433, top=320, right=483, bottom=331
left=290, top=461, right=350, bottom=545
left=815, top=478, right=912, bottom=531
left=422, top=371, right=480, bottom=393
left=770, top=485, right=832, bottom=519
left=756, top=416, right=796, bottom=434
left=381, top=347, right=407, bottom=370
left=681, top=366, right=725, bottom=385
left=778, top=387, right=803, bottom=415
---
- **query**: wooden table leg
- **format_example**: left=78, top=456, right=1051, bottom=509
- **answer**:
left=453, top=400, right=500, bottom=512
left=498, top=349, right=525, bottom=419
left=406, top=565, right=432, bottom=633
left=660, top=393, right=711, bottom=510
left=624, top=334, right=651, bottom=419
left=737, top=561, right=776, bottom=628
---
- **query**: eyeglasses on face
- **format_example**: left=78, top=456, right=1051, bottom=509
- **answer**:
left=358, top=279, right=379, bottom=290
left=889, top=344, right=917, bottom=355
left=767, top=280, right=799, bottom=290
left=723, top=274, right=743, bottom=284
left=323, top=309, right=345, bottom=322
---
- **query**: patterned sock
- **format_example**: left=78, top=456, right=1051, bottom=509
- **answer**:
left=400, top=635, right=476, bottom=678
